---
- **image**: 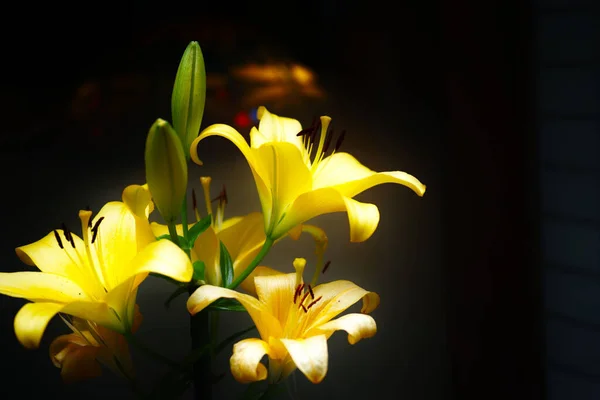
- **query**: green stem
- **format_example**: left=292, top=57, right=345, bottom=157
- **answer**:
left=125, top=332, right=180, bottom=369
left=181, top=192, right=190, bottom=239
left=209, top=310, right=219, bottom=359
left=227, top=237, right=274, bottom=289
left=188, top=307, right=212, bottom=400
left=167, top=222, right=181, bottom=247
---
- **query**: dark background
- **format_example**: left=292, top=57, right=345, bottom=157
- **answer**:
left=0, top=1, right=541, bottom=399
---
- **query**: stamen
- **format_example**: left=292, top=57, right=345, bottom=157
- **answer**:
left=322, top=260, right=331, bottom=274
left=301, top=305, right=308, bottom=313
left=91, top=217, right=105, bottom=244
left=298, top=291, right=310, bottom=308
left=53, top=230, right=64, bottom=249
left=192, top=188, right=198, bottom=211
left=306, top=296, right=322, bottom=310
left=200, top=177, right=213, bottom=219
left=334, top=130, right=346, bottom=152
left=191, top=189, right=200, bottom=222
left=293, top=283, right=305, bottom=304
left=61, top=223, right=76, bottom=248
left=322, top=127, right=334, bottom=154
left=308, top=284, right=314, bottom=299
left=211, top=185, right=228, bottom=205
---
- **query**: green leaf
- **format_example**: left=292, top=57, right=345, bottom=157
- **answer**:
left=219, top=241, right=234, bottom=287
left=188, top=215, right=212, bottom=245
left=192, top=260, right=205, bottom=282
left=207, top=298, right=246, bottom=312
left=156, top=233, right=190, bottom=250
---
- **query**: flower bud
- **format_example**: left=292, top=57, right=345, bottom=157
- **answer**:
left=171, top=41, right=206, bottom=158
left=145, top=119, right=188, bottom=224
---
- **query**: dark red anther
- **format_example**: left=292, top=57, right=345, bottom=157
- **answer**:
left=322, top=260, right=331, bottom=274
left=192, top=189, right=198, bottom=210
left=322, top=127, right=334, bottom=154
left=307, top=296, right=322, bottom=310
left=308, top=284, right=314, bottom=299
left=53, top=230, right=64, bottom=249
left=299, top=291, right=310, bottom=308
left=334, top=130, right=346, bottom=152
left=91, top=217, right=105, bottom=244
left=301, top=305, right=308, bottom=313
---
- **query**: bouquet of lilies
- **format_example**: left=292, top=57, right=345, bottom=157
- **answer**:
left=0, top=42, right=425, bottom=399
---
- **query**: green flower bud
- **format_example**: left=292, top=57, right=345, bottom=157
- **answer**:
left=145, top=119, right=188, bottom=224
left=171, top=41, right=206, bottom=158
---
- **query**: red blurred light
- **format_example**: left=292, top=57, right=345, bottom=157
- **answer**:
left=234, top=111, right=252, bottom=128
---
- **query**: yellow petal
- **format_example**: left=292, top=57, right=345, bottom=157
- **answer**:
left=253, top=143, right=312, bottom=236
left=187, top=285, right=281, bottom=340
left=15, top=231, right=88, bottom=284
left=280, top=335, right=328, bottom=384
left=14, top=302, right=64, bottom=348
left=314, top=152, right=426, bottom=197
left=253, top=273, right=296, bottom=324
left=118, top=239, right=193, bottom=290
left=305, top=280, right=380, bottom=332
left=238, top=266, right=283, bottom=296
left=15, top=300, right=124, bottom=349
left=193, top=225, right=220, bottom=286
left=0, top=272, right=88, bottom=303
left=273, top=188, right=380, bottom=242
left=190, top=123, right=273, bottom=225
left=251, top=106, right=305, bottom=153
left=229, top=338, right=270, bottom=383
left=91, top=202, right=141, bottom=289
left=122, top=184, right=154, bottom=219
left=218, top=212, right=267, bottom=279
left=313, top=313, right=377, bottom=344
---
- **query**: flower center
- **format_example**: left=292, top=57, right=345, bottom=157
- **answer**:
left=196, top=176, right=228, bottom=230
left=53, top=211, right=108, bottom=298
left=296, top=115, right=346, bottom=173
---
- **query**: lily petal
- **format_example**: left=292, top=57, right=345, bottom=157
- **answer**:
left=119, top=239, right=193, bottom=290
left=314, top=152, right=426, bottom=197
left=0, top=272, right=88, bottom=303
left=254, top=143, right=312, bottom=235
left=280, top=335, right=328, bottom=384
left=238, top=266, right=283, bottom=296
left=275, top=188, right=380, bottom=242
left=306, top=280, right=380, bottom=332
left=91, top=202, right=141, bottom=289
left=187, top=285, right=281, bottom=340
left=218, top=212, right=267, bottom=279
left=230, top=338, right=271, bottom=383
left=313, top=313, right=377, bottom=344
left=190, top=123, right=272, bottom=226
left=253, top=273, right=296, bottom=324
left=50, top=334, right=102, bottom=383
left=15, top=231, right=87, bottom=283
left=193, top=225, right=220, bottom=286
left=15, top=301, right=123, bottom=349
left=122, top=184, right=154, bottom=219
left=14, top=302, right=64, bottom=349
left=250, top=106, right=304, bottom=153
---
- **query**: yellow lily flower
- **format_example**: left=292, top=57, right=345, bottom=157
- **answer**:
left=190, top=106, right=426, bottom=242
left=151, top=177, right=328, bottom=291
left=187, top=258, right=380, bottom=384
left=0, top=187, right=193, bottom=349
left=49, top=307, right=142, bottom=383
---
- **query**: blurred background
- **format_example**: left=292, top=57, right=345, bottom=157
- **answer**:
left=1, top=0, right=598, bottom=399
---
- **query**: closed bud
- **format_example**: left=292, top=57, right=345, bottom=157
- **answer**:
left=145, top=119, right=188, bottom=224
left=171, top=41, right=207, bottom=158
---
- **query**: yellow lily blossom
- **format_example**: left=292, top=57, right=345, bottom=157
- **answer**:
left=50, top=307, right=142, bottom=383
left=151, top=177, right=328, bottom=291
left=0, top=187, right=193, bottom=349
left=190, top=106, right=426, bottom=242
left=187, top=258, right=379, bottom=384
